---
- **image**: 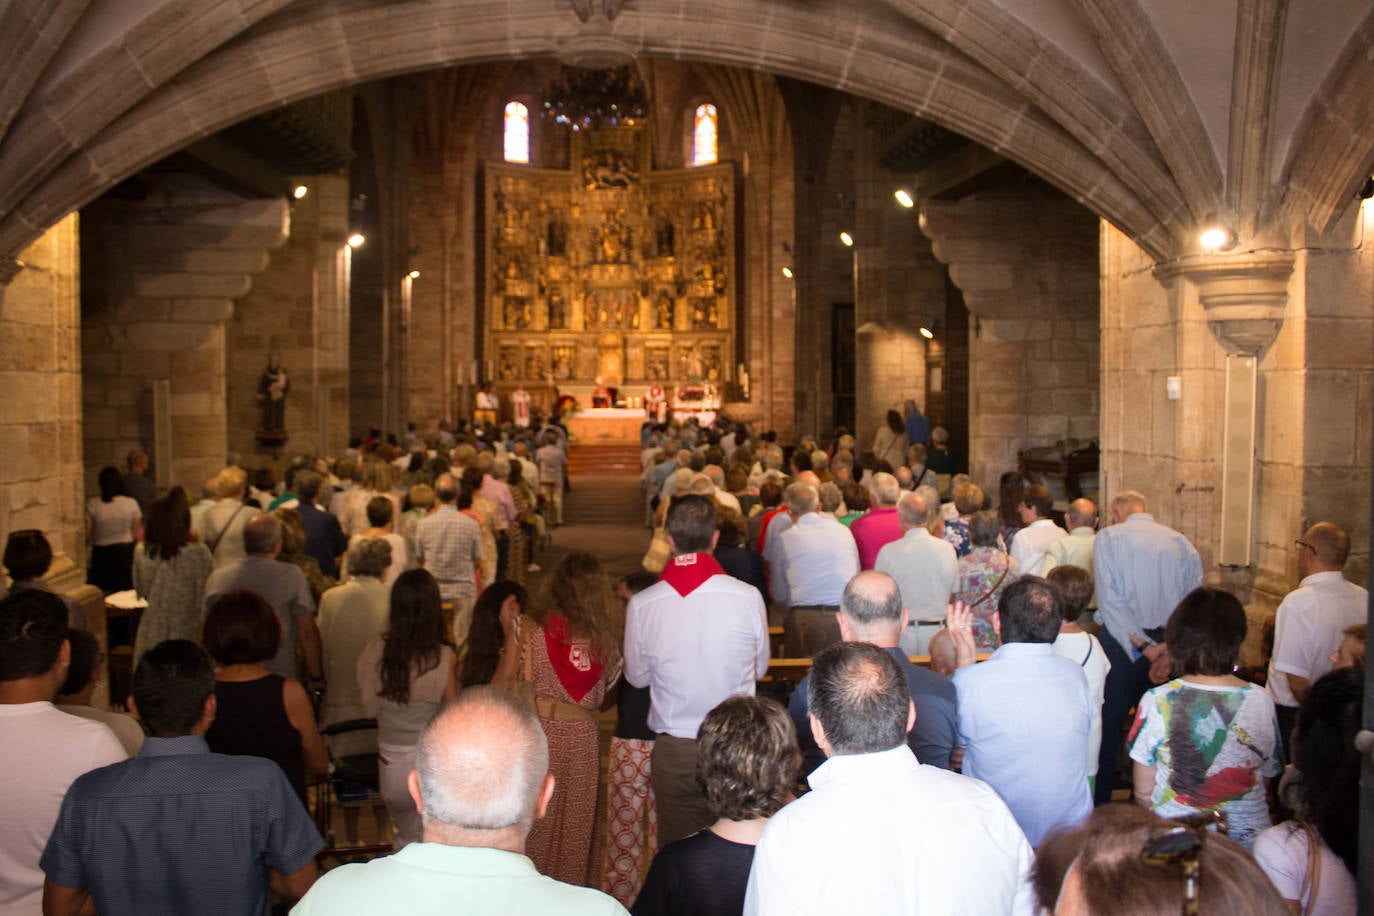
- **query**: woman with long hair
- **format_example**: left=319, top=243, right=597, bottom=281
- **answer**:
left=357, top=568, right=459, bottom=848
left=1127, top=588, right=1281, bottom=849
left=85, top=465, right=141, bottom=592
left=203, top=590, right=329, bottom=805
left=460, top=579, right=530, bottom=688
left=132, top=487, right=213, bottom=663
left=1253, top=667, right=1361, bottom=914
left=512, top=552, right=622, bottom=886
left=872, top=409, right=909, bottom=472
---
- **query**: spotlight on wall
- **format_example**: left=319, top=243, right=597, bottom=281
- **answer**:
left=894, top=189, right=915, bottom=209
left=919, top=326, right=935, bottom=340
left=839, top=231, right=854, bottom=247
left=1198, top=214, right=1236, bottom=252
left=781, top=266, right=794, bottom=279
left=347, top=233, right=366, bottom=249
left=407, top=269, right=421, bottom=280
left=292, top=185, right=308, bottom=200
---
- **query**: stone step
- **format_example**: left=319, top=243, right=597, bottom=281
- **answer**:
left=567, top=444, right=642, bottom=477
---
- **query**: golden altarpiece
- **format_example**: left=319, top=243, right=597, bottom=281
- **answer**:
left=484, top=125, right=734, bottom=410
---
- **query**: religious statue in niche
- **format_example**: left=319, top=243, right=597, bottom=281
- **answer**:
left=551, top=346, right=575, bottom=381
left=690, top=298, right=714, bottom=329
left=582, top=148, right=638, bottom=190
left=256, top=356, right=289, bottom=435
left=647, top=348, right=669, bottom=381
left=504, top=297, right=532, bottom=329
left=498, top=347, right=520, bottom=381
left=547, top=286, right=568, bottom=329
left=678, top=343, right=704, bottom=380
left=653, top=211, right=675, bottom=257
left=654, top=291, right=674, bottom=329
left=701, top=345, right=722, bottom=381
left=525, top=348, right=546, bottom=381
left=546, top=209, right=569, bottom=257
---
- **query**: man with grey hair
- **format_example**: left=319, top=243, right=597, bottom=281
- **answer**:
left=875, top=491, right=958, bottom=654
left=292, top=688, right=627, bottom=914
left=772, top=481, right=859, bottom=655
left=203, top=513, right=322, bottom=683
left=1092, top=489, right=1201, bottom=805
left=701, top=465, right=741, bottom=512
left=744, top=642, right=1033, bottom=916
left=788, top=571, right=958, bottom=776
left=849, top=471, right=903, bottom=570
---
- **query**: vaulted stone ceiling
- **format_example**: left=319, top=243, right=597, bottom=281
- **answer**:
left=0, top=0, right=1370, bottom=267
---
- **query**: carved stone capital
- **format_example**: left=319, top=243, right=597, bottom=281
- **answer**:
left=561, top=0, right=636, bottom=68
left=0, top=257, right=23, bottom=285
left=1154, top=249, right=1295, bottom=355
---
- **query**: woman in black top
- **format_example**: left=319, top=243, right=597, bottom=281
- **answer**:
left=202, top=590, right=328, bottom=802
left=633, top=695, right=801, bottom=916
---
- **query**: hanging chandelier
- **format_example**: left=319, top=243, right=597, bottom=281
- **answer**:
left=541, top=66, right=648, bottom=131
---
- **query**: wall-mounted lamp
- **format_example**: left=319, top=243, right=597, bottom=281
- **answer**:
left=919, top=326, right=935, bottom=340
left=347, top=233, right=366, bottom=249
left=1198, top=214, right=1236, bottom=252
left=292, top=185, right=308, bottom=200
left=839, top=231, right=854, bottom=247
left=894, top=189, right=915, bottom=209
left=781, top=266, right=794, bottom=279
left=407, top=269, right=421, bottom=280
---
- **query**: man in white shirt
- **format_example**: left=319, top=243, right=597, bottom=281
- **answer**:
left=744, top=642, right=1034, bottom=916
left=624, top=495, right=769, bottom=846
left=774, top=481, right=860, bottom=656
left=1009, top=484, right=1067, bottom=577
left=874, top=490, right=958, bottom=654
left=0, top=591, right=126, bottom=912
left=1267, top=522, right=1367, bottom=754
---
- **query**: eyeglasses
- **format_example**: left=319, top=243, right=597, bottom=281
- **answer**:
left=1294, top=539, right=1313, bottom=552
left=1139, top=812, right=1224, bottom=916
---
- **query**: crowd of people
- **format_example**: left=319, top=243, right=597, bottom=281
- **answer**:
left=0, top=402, right=1367, bottom=914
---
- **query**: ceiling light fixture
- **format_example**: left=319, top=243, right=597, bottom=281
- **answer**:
left=781, top=266, right=794, bottom=279
left=894, top=189, right=915, bottom=208
left=1198, top=214, right=1236, bottom=252
left=292, top=185, right=308, bottom=200
left=839, top=231, right=854, bottom=247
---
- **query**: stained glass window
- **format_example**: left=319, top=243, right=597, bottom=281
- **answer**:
left=692, top=103, right=718, bottom=165
left=504, top=101, right=530, bottom=164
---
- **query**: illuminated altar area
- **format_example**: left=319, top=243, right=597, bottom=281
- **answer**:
left=483, top=120, right=736, bottom=420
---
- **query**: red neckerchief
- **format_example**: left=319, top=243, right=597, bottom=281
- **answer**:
left=756, top=507, right=786, bottom=554
left=659, top=551, right=725, bottom=598
left=544, top=614, right=603, bottom=703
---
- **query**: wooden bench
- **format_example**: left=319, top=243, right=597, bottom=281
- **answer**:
left=763, top=652, right=990, bottom=683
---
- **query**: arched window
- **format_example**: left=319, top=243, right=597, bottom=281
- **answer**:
left=692, top=103, right=718, bottom=166
left=504, top=101, right=530, bottom=164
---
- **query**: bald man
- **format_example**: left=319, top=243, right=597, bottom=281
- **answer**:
left=1040, top=498, right=1098, bottom=579
left=1267, top=522, right=1367, bottom=755
left=294, top=688, right=627, bottom=915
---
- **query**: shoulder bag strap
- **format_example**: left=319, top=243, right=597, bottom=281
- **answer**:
left=208, top=503, right=248, bottom=555
left=1298, top=820, right=1322, bottom=916
left=968, top=556, right=1011, bottom=609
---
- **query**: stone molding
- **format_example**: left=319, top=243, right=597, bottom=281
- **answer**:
left=1153, top=249, right=1296, bottom=355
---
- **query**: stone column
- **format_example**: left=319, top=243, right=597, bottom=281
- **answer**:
left=920, top=184, right=1099, bottom=489
left=82, top=174, right=288, bottom=490
left=0, top=214, right=85, bottom=566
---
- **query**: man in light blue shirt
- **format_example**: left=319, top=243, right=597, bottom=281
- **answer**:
left=292, top=688, right=627, bottom=916
left=1090, top=490, right=1202, bottom=804
left=952, top=577, right=1093, bottom=847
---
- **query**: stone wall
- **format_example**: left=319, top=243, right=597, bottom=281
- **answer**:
left=922, top=183, right=1099, bottom=490
left=0, top=215, right=85, bottom=564
left=81, top=174, right=287, bottom=493
left=227, top=174, right=351, bottom=469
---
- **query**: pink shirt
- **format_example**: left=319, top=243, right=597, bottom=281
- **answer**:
left=849, top=506, right=903, bottom=570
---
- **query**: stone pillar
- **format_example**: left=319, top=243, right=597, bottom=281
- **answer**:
left=228, top=174, right=351, bottom=466
left=920, top=184, right=1099, bottom=489
left=82, top=174, right=288, bottom=491
left=0, top=214, right=85, bottom=566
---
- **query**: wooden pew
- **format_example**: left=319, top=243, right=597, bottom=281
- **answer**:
left=763, top=652, right=990, bottom=684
